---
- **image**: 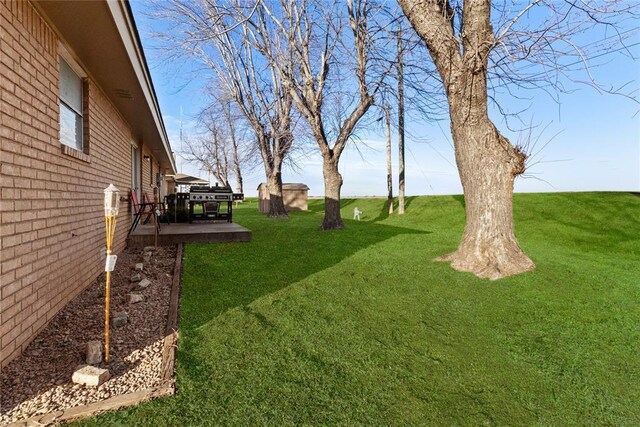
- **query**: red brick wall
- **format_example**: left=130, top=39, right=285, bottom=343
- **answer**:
left=0, top=1, right=162, bottom=368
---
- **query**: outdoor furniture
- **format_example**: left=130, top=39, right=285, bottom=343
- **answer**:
left=143, top=193, right=170, bottom=226
left=128, top=190, right=160, bottom=236
left=187, top=185, right=234, bottom=223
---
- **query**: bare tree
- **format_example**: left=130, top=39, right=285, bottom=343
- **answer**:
left=153, top=0, right=294, bottom=217
left=182, top=122, right=231, bottom=187
left=220, top=97, right=245, bottom=194
left=398, top=0, right=638, bottom=279
left=253, top=0, right=388, bottom=229
left=196, top=90, right=256, bottom=194
left=221, top=24, right=294, bottom=217
left=366, top=9, right=443, bottom=213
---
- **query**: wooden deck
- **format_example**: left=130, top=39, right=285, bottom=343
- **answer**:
left=127, top=222, right=252, bottom=247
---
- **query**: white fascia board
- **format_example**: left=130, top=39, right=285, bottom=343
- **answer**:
left=106, top=0, right=176, bottom=174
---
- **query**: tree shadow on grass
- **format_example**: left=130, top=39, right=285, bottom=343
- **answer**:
left=173, top=206, right=432, bottom=420
left=307, top=198, right=325, bottom=213
left=370, top=196, right=423, bottom=221
left=367, top=196, right=446, bottom=220
left=373, top=200, right=392, bottom=222
left=340, top=198, right=357, bottom=210
left=305, top=198, right=367, bottom=219
left=533, top=196, right=640, bottom=247
left=180, top=210, right=430, bottom=331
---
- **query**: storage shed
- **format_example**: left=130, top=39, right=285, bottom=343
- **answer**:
left=258, top=183, right=310, bottom=212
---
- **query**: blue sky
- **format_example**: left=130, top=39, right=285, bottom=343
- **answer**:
left=131, top=2, right=639, bottom=197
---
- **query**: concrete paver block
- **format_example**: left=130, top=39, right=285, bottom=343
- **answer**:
left=72, top=365, right=110, bottom=386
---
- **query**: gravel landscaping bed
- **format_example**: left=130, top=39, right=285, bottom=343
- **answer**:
left=0, top=245, right=177, bottom=425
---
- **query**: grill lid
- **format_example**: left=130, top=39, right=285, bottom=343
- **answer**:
left=190, top=185, right=232, bottom=193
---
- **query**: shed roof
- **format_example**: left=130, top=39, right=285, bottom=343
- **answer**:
left=174, top=173, right=209, bottom=185
left=283, top=183, right=310, bottom=190
left=257, top=183, right=310, bottom=191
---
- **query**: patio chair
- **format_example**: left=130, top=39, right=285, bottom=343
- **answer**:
left=128, top=190, right=160, bottom=236
left=143, top=193, right=170, bottom=226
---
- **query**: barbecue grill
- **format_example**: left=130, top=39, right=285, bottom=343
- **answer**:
left=187, top=185, right=244, bottom=222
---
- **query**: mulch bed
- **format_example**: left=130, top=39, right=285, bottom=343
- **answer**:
left=0, top=245, right=180, bottom=425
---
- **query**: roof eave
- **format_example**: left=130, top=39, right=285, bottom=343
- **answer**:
left=32, top=0, right=176, bottom=175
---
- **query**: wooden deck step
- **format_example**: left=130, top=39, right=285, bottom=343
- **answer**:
left=128, top=222, right=252, bottom=247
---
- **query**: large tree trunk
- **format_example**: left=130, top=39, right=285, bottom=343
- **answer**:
left=321, top=158, right=344, bottom=230
left=233, top=140, right=243, bottom=193
left=398, top=0, right=535, bottom=280
left=438, top=81, right=535, bottom=279
left=235, top=172, right=243, bottom=195
left=258, top=132, right=288, bottom=218
left=228, top=120, right=243, bottom=194
left=266, top=169, right=288, bottom=218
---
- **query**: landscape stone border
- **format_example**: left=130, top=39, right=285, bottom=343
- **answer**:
left=8, top=244, right=184, bottom=426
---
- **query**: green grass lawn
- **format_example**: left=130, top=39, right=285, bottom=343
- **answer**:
left=82, top=192, right=640, bottom=425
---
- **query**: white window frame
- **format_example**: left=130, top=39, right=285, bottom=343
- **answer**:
left=58, top=46, right=87, bottom=152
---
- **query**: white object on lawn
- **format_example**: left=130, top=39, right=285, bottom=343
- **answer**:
left=353, top=207, right=362, bottom=220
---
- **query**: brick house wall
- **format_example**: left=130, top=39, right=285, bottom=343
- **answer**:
left=0, top=1, right=161, bottom=368
left=140, top=144, right=158, bottom=198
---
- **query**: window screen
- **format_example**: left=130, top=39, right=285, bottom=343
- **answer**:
left=59, top=58, right=83, bottom=151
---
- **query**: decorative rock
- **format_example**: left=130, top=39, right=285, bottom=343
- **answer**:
left=85, top=340, right=102, bottom=364
left=112, top=311, right=128, bottom=328
left=136, top=278, right=152, bottom=290
left=135, top=263, right=144, bottom=271
left=128, top=293, right=144, bottom=304
left=72, top=365, right=110, bottom=387
left=143, top=246, right=156, bottom=253
left=130, top=273, right=142, bottom=283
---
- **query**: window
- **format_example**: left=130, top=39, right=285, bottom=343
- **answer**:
left=59, top=58, right=84, bottom=151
